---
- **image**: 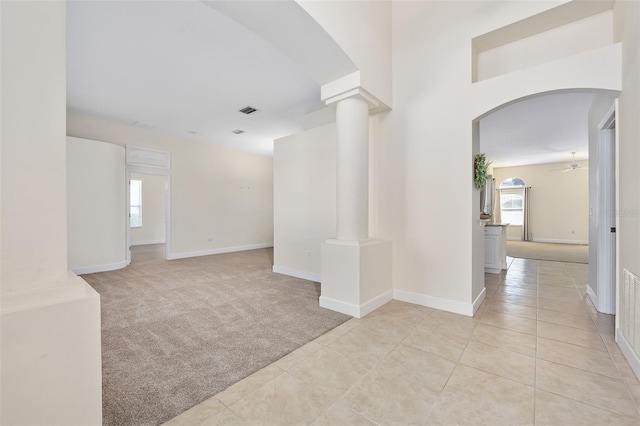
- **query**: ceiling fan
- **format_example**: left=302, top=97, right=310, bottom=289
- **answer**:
left=558, top=152, right=587, bottom=172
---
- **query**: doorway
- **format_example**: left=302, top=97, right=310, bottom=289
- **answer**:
left=589, top=102, right=618, bottom=315
left=126, top=169, right=171, bottom=263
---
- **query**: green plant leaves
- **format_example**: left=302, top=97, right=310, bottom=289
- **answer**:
left=474, top=153, right=491, bottom=190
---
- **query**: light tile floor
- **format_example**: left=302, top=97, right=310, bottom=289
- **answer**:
left=164, top=258, right=640, bottom=425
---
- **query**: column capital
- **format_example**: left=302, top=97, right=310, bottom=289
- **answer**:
left=320, top=72, right=382, bottom=111
left=324, top=86, right=380, bottom=110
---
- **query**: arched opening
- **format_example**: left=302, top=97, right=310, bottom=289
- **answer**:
left=474, top=88, right=620, bottom=319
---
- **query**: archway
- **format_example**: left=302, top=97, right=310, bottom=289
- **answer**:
left=472, top=88, right=620, bottom=316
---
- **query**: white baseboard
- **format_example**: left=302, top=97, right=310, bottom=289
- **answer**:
left=586, top=284, right=597, bottom=307
left=532, top=238, right=589, bottom=245
left=167, top=242, right=273, bottom=260
left=319, top=296, right=360, bottom=317
left=319, top=289, right=393, bottom=318
left=361, top=290, right=394, bottom=317
left=272, top=265, right=320, bottom=282
left=131, top=239, right=165, bottom=246
left=72, top=259, right=129, bottom=275
left=393, top=288, right=475, bottom=317
left=616, top=328, right=640, bottom=382
left=472, top=287, right=487, bottom=315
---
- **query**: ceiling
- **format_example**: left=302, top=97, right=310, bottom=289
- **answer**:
left=480, top=92, right=597, bottom=168
left=66, top=1, right=324, bottom=157
left=68, top=2, right=598, bottom=165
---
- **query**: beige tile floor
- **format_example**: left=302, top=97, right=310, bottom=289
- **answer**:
left=164, top=258, right=640, bottom=425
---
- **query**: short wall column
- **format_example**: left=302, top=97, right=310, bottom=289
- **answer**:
left=320, top=90, right=392, bottom=318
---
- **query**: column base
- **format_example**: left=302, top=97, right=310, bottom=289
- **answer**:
left=1, top=274, right=102, bottom=425
left=320, top=239, right=392, bottom=318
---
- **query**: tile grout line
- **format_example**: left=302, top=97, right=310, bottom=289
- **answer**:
left=185, top=258, right=635, bottom=425
left=507, top=258, right=633, bottom=422
left=588, top=290, right=640, bottom=416
left=311, top=312, right=429, bottom=425
left=535, top=260, right=640, bottom=420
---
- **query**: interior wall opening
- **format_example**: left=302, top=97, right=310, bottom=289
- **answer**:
left=127, top=169, right=171, bottom=262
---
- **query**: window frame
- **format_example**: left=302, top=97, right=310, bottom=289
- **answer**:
left=130, top=179, right=142, bottom=229
left=499, top=178, right=526, bottom=226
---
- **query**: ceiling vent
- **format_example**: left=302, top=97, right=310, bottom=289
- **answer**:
left=239, top=106, right=258, bottom=115
left=232, top=129, right=245, bottom=134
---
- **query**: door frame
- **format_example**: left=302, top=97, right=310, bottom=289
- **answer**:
left=593, top=100, right=619, bottom=315
left=126, top=168, right=171, bottom=263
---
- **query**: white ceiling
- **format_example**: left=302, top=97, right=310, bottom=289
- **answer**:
left=68, top=2, right=598, bottom=165
left=480, top=92, right=597, bottom=168
left=66, top=0, right=324, bottom=157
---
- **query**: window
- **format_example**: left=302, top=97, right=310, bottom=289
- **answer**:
left=499, top=177, right=525, bottom=225
left=500, top=177, right=525, bottom=188
left=130, top=179, right=142, bottom=228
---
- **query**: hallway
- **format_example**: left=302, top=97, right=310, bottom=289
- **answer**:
left=166, top=258, right=640, bottom=425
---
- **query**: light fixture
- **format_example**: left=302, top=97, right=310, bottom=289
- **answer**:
left=232, top=129, right=245, bottom=134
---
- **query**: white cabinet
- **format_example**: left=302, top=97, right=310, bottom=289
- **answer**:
left=485, top=224, right=508, bottom=274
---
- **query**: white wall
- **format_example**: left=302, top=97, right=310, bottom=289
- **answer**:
left=131, top=172, right=166, bottom=245
left=298, top=0, right=392, bottom=107
left=273, top=123, right=337, bottom=281
left=1, top=0, right=69, bottom=291
left=615, top=0, right=640, bottom=282
left=477, top=10, right=614, bottom=81
left=67, top=137, right=127, bottom=273
left=587, top=94, right=618, bottom=297
left=375, top=0, right=620, bottom=312
left=613, top=0, right=640, bottom=377
left=272, top=1, right=621, bottom=315
left=302, top=106, right=336, bottom=131
left=493, top=162, right=589, bottom=244
left=1, top=2, right=102, bottom=424
left=67, top=113, right=274, bottom=259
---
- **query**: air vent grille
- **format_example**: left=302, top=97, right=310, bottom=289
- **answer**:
left=621, top=268, right=640, bottom=357
left=239, top=106, right=258, bottom=115
left=232, top=129, right=245, bottom=135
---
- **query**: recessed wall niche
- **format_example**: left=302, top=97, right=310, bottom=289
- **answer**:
left=472, top=1, right=615, bottom=83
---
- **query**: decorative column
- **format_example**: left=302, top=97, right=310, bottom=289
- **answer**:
left=336, top=96, right=370, bottom=240
left=320, top=88, right=392, bottom=318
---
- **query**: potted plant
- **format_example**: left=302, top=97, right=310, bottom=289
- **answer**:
left=474, top=153, right=491, bottom=190
left=475, top=153, right=492, bottom=219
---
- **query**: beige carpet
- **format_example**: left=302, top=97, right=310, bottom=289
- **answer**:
left=82, top=245, right=349, bottom=426
left=506, top=240, right=589, bottom=264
